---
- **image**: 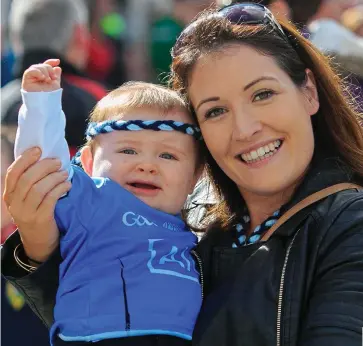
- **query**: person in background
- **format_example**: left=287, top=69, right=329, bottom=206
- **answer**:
left=123, top=0, right=172, bottom=81
left=1, top=0, right=15, bottom=87
left=341, top=4, right=363, bottom=36
left=1, top=0, right=107, bottom=156
left=149, top=0, right=214, bottom=83
left=285, top=0, right=359, bottom=27
left=86, top=0, right=127, bottom=89
left=265, top=0, right=363, bottom=113
left=305, top=0, right=363, bottom=112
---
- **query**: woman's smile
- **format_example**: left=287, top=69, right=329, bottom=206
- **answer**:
left=239, top=139, right=283, bottom=166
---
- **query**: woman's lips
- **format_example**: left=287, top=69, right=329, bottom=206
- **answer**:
left=238, top=140, right=284, bottom=168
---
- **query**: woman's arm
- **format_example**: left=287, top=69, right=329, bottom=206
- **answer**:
left=3, top=148, right=70, bottom=261
left=1, top=230, right=61, bottom=328
left=2, top=148, right=71, bottom=327
left=299, top=196, right=363, bottom=345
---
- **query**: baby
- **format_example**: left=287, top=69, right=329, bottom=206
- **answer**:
left=15, top=59, right=203, bottom=346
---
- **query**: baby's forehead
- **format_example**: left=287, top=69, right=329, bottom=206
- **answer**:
left=120, top=106, right=195, bottom=125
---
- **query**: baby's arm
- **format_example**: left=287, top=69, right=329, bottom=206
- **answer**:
left=14, top=59, right=73, bottom=179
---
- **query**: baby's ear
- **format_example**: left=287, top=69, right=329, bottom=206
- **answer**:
left=80, top=146, right=94, bottom=176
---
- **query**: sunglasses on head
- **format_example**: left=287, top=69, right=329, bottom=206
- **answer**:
left=172, top=2, right=290, bottom=57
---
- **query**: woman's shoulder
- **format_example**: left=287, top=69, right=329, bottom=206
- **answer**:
left=310, top=187, right=363, bottom=250
left=313, top=186, right=363, bottom=222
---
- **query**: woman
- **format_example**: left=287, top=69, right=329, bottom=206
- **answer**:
left=2, top=3, right=363, bottom=346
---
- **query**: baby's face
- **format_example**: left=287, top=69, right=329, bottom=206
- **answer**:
left=88, top=107, right=201, bottom=215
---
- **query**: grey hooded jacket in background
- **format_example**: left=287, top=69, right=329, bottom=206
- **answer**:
left=309, top=18, right=363, bottom=78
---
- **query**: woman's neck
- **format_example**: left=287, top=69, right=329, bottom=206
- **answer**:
left=241, top=188, right=294, bottom=233
left=238, top=165, right=310, bottom=233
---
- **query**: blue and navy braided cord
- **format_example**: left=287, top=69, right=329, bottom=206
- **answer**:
left=232, top=210, right=281, bottom=248
left=71, top=119, right=202, bottom=166
left=86, top=119, right=202, bottom=141
left=71, top=151, right=82, bottom=166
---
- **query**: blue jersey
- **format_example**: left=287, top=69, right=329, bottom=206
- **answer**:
left=50, top=166, right=202, bottom=344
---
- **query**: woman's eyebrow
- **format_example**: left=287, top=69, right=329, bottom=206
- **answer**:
left=243, top=76, right=278, bottom=91
left=195, top=76, right=279, bottom=110
left=196, top=97, right=220, bottom=111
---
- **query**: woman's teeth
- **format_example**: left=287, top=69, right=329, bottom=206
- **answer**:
left=241, top=140, right=282, bottom=163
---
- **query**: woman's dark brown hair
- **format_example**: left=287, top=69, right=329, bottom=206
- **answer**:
left=170, top=8, right=363, bottom=229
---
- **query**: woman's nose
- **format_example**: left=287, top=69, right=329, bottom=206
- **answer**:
left=232, top=110, right=263, bottom=141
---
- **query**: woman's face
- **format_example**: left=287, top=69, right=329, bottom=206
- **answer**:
left=188, top=44, right=320, bottom=199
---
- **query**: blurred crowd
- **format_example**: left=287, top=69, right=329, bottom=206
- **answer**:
left=1, top=0, right=363, bottom=345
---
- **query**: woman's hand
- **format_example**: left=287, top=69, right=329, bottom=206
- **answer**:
left=3, top=147, right=71, bottom=262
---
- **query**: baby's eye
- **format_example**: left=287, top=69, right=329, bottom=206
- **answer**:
left=120, top=149, right=137, bottom=155
left=253, top=90, right=275, bottom=102
left=160, top=153, right=176, bottom=160
left=205, top=107, right=226, bottom=119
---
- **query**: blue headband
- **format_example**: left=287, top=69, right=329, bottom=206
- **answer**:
left=71, top=119, right=202, bottom=166
left=86, top=119, right=202, bottom=141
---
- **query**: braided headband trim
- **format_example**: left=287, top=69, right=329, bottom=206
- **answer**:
left=71, top=119, right=202, bottom=166
left=86, top=119, right=202, bottom=141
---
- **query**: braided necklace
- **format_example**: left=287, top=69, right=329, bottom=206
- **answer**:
left=232, top=210, right=281, bottom=248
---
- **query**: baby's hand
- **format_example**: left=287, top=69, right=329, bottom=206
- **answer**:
left=22, top=59, right=62, bottom=92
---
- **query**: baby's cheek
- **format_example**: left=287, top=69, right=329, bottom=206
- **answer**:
left=92, top=159, right=113, bottom=177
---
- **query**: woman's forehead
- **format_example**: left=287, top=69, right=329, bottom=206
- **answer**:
left=195, top=44, right=280, bottom=75
left=188, top=45, right=288, bottom=98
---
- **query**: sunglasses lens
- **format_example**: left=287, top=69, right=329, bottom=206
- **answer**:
left=172, top=3, right=289, bottom=57
left=219, top=3, right=266, bottom=24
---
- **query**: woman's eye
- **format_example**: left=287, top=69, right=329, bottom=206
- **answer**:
left=253, top=90, right=275, bottom=102
left=160, top=153, right=176, bottom=160
left=120, top=149, right=137, bottom=155
left=205, top=107, right=226, bottom=119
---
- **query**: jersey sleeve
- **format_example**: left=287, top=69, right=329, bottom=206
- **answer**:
left=54, top=167, right=111, bottom=236
left=14, top=89, right=73, bottom=179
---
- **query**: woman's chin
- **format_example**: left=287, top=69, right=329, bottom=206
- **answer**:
left=237, top=172, right=301, bottom=200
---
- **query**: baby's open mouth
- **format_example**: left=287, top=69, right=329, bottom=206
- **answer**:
left=128, top=182, right=160, bottom=190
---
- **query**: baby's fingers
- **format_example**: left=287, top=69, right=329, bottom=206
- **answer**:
left=43, top=59, right=60, bottom=67
left=53, top=66, right=62, bottom=80
left=38, top=64, right=56, bottom=81
left=44, top=59, right=61, bottom=80
left=23, top=66, right=48, bottom=81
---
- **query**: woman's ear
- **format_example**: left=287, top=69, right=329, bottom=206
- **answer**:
left=80, top=146, right=94, bottom=176
left=304, top=68, right=320, bottom=116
